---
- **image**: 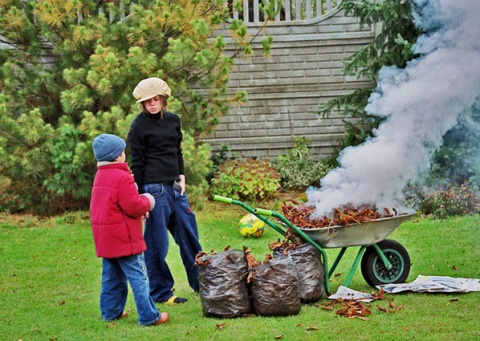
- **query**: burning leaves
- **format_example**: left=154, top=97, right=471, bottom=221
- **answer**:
left=282, top=200, right=403, bottom=229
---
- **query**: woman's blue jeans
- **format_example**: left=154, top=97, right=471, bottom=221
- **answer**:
left=143, top=182, right=202, bottom=302
left=100, top=255, right=161, bottom=326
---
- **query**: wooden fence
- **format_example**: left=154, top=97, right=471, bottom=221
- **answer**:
left=5, top=0, right=371, bottom=161
left=72, top=0, right=340, bottom=25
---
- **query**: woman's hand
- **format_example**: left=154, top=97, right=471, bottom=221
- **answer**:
left=179, top=174, right=186, bottom=195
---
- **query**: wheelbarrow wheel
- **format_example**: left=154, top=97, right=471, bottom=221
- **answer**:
left=361, top=239, right=410, bottom=287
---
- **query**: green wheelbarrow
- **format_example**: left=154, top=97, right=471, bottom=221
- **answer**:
left=214, top=195, right=414, bottom=296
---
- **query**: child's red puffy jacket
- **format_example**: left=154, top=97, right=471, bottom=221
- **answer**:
left=90, top=162, right=152, bottom=258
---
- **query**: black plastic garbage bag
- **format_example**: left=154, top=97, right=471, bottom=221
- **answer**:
left=197, top=249, right=252, bottom=318
left=250, top=255, right=301, bottom=316
left=274, top=243, right=325, bottom=303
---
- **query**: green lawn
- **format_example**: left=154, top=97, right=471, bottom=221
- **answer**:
left=0, top=202, right=479, bottom=341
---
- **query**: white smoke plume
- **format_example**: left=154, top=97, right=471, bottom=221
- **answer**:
left=307, top=0, right=480, bottom=217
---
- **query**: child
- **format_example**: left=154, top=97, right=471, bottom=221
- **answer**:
left=90, top=133, right=170, bottom=326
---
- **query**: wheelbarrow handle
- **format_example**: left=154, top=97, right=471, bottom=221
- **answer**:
left=255, top=208, right=273, bottom=216
left=213, top=195, right=233, bottom=204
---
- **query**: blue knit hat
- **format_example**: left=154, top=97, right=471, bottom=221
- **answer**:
left=92, top=134, right=126, bottom=162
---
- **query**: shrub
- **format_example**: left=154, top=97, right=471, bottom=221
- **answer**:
left=271, top=137, right=333, bottom=190
left=207, top=143, right=237, bottom=185
left=210, top=158, right=281, bottom=201
left=413, top=184, right=479, bottom=219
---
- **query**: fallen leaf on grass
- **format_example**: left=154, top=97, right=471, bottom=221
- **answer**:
left=216, top=322, right=227, bottom=330
left=389, top=300, right=395, bottom=309
left=377, top=306, right=388, bottom=313
left=377, top=300, right=403, bottom=314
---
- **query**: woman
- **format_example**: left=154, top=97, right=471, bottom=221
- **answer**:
left=128, top=77, right=202, bottom=305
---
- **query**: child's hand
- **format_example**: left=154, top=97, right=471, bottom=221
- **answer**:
left=143, top=212, right=150, bottom=220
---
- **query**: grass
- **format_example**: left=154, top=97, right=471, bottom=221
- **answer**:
left=0, top=201, right=479, bottom=341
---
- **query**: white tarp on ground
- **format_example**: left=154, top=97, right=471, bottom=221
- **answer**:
left=329, top=276, right=480, bottom=301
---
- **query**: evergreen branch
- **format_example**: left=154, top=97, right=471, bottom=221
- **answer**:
left=0, top=124, right=35, bottom=149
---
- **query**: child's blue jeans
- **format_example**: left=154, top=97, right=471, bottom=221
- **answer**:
left=100, top=254, right=161, bottom=326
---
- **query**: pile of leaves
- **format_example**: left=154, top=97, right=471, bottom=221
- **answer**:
left=281, top=200, right=401, bottom=229
left=267, top=229, right=304, bottom=251
left=318, top=289, right=403, bottom=320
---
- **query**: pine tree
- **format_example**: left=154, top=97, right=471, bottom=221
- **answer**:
left=0, top=0, right=278, bottom=214
left=318, top=0, right=421, bottom=160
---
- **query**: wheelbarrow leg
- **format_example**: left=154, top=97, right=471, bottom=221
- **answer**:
left=328, top=247, right=347, bottom=279
left=343, top=246, right=367, bottom=288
